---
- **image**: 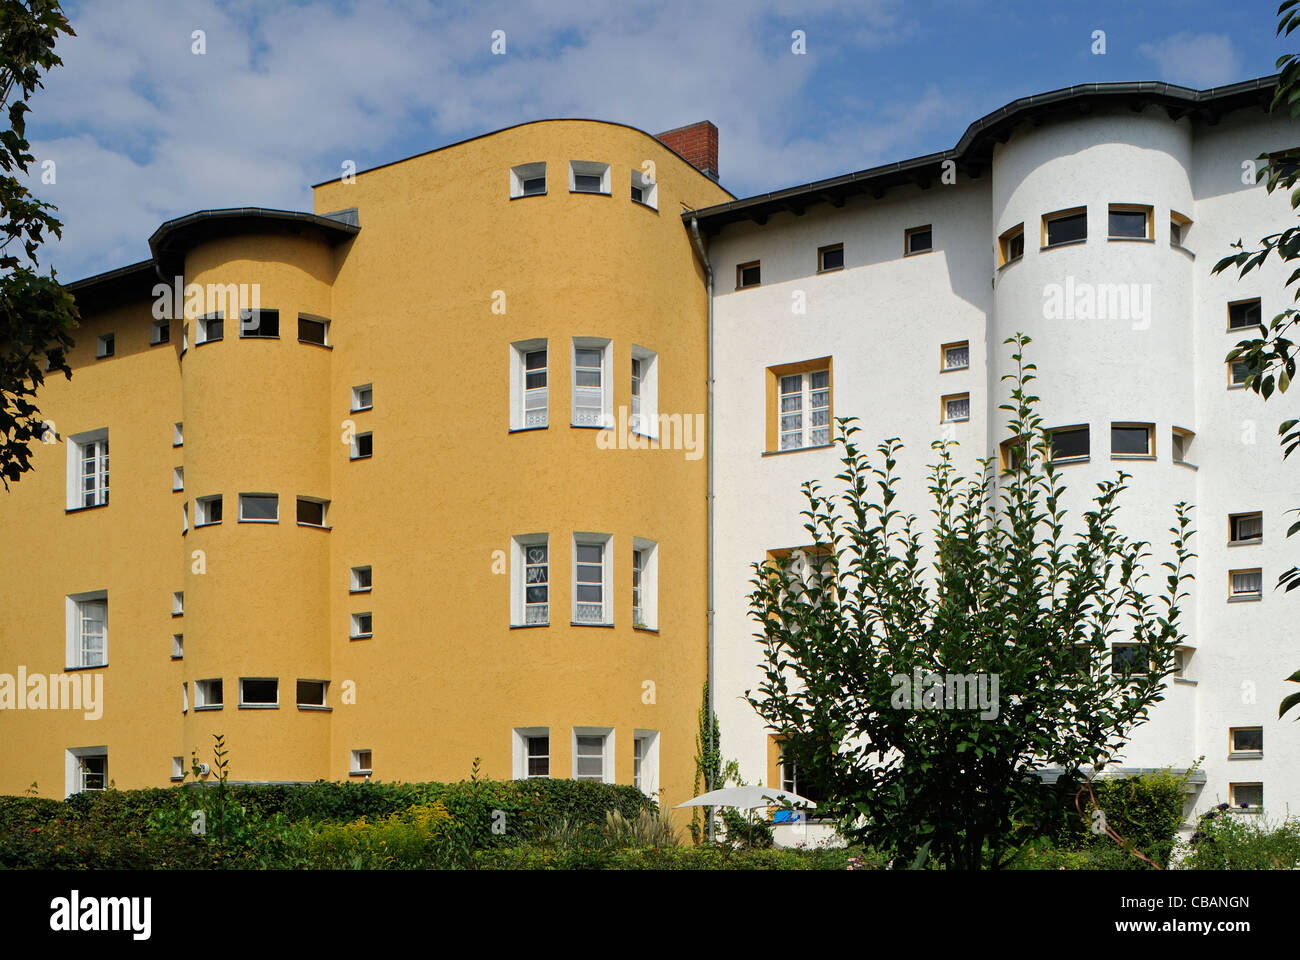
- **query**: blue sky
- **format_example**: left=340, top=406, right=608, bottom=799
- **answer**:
left=26, top=0, right=1298, bottom=280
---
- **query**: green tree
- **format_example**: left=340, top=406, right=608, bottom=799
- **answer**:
left=0, top=0, right=78, bottom=488
left=1211, top=1, right=1300, bottom=717
left=746, top=336, right=1194, bottom=869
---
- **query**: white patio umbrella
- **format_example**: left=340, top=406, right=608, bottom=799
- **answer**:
left=675, top=785, right=817, bottom=810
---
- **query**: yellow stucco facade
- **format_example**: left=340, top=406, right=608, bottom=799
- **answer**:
left=0, top=119, right=732, bottom=815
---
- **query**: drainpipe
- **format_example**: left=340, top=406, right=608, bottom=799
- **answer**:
left=689, top=215, right=715, bottom=843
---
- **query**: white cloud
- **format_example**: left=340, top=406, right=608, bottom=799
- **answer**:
left=1137, top=32, right=1241, bottom=90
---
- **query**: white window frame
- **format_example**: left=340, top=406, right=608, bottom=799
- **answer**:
left=778, top=370, right=831, bottom=450
left=65, top=747, right=108, bottom=798
left=171, top=756, right=184, bottom=781
left=350, top=612, right=373, bottom=639
left=196, top=312, right=223, bottom=344
left=510, top=161, right=546, bottom=198
left=509, top=338, right=548, bottom=430
left=298, top=313, right=331, bottom=346
left=195, top=494, right=223, bottom=526
left=238, top=492, right=279, bottom=523
left=1228, top=782, right=1263, bottom=812
left=172, top=633, right=183, bottom=659
left=150, top=319, right=170, bottom=345
left=296, top=679, right=329, bottom=709
left=632, top=537, right=659, bottom=630
left=1229, top=726, right=1263, bottom=756
left=296, top=496, right=329, bottom=528
left=351, top=383, right=373, bottom=412
left=182, top=500, right=188, bottom=533
left=194, top=678, right=223, bottom=710
left=182, top=682, right=188, bottom=713
left=173, top=422, right=183, bottom=447
left=238, top=677, right=280, bottom=709
left=66, top=590, right=108, bottom=669
left=572, top=727, right=614, bottom=783
left=572, top=532, right=613, bottom=625
left=350, top=749, right=373, bottom=776
left=173, top=591, right=184, bottom=616
left=632, top=729, right=660, bottom=798
left=631, top=168, right=658, bottom=208
left=630, top=345, right=659, bottom=438
left=511, top=726, right=551, bottom=779
left=66, top=427, right=109, bottom=509
left=571, top=337, right=613, bottom=428
left=1172, top=427, right=1194, bottom=465
left=569, top=160, right=611, bottom=195
left=1229, top=512, right=1263, bottom=544
left=173, top=466, right=184, bottom=491
left=1229, top=568, right=1263, bottom=600
left=511, top=534, right=549, bottom=626
left=238, top=307, right=279, bottom=339
left=96, top=333, right=114, bottom=358
left=350, top=431, right=373, bottom=460
left=350, top=565, right=372, bottom=593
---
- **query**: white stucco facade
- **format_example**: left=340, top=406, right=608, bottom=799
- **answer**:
left=701, top=80, right=1299, bottom=828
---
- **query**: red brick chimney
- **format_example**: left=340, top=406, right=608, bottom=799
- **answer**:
left=654, top=121, right=719, bottom=181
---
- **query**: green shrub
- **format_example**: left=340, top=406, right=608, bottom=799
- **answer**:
left=472, top=843, right=867, bottom=870
left=1056, top=769, right=1189, bottom=868
left=719, top=808, right=774, bottom=849
left=308, top=802, right=458, bottom=868
left=1179, top=806, right=1300, bottom=870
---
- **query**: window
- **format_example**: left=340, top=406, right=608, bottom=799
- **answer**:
left=998, top=223, right=1025, bottom=265
left=297, top=680, right=328, bottom=709
left=510, top=161, right=546, bottom=198
left=182, top=682, right=188, bottom=713
left=182, top=500, right=188, bottom=534
left=942, top=341, right=969, bottom=371
left=298, top=314, right=329, bottom=346
left=736, top=261, right=761, bottom=289
left=512, top=728, right=551, bottom=778
left=1227, top=298, right=1262, bottom=331
left=1173, top=646, right=1193, bottom=679
left=904, top=225, right=932, bottom=255
left=1172, top=427, right=1194, bottom=464
left=1048, top=425, right=1089, bottom=461
left=1229, top=568, right=1263, bottom=599
left=776, top=740, right=825, bottom=805
left=171, top=756, right=184, bottom=781
left=173, top=591, right=184, bottom=616
left=769, top=361, right=832, bottom=452
left=96, top=334, right=114, bottom=358
left=510, top=340, right=548, bottom=430
left=818, top=243, right=844, bottom=273
left=1111, top=423, right=1153, bottom=458
left=350, top=565, right=372, bottom=593
left=350, top=431, right=373, bottom=459
left=999, top=434, right=1030, bottom=473
left=172, top=466, right=184, bottom=492
left=296, top=497, right=328, bottom=527
left=571, top=338, right=611, bottom=428
left=941, top=393, right=970, bottom=423
left=573, top=533, right=612, bottom=624
left=1171, top=211, right=1192, bottom=248
left=238, top=493, right=278, bottom=523
left=1229, top=782, right=1263, bottom=811
left=632, top=537, right=658, bottom=629
left=67, top=428, right=109, bottom=509
left=196, top=313, right=223, bottom=343
left=572, top=729, right=612, bottom=782
left=633, top=730, right=660, bottom=797
left=630, top=346, right=658, bottom=437
left=528, top=736, right=550, bottom=777
left=1229, top=359, right=1251, bottom=387
left=181, top=323, right=188, bottom=353
left=1230, top=727, right=1263, bottom=755
left=239, top=678, right=279, bottom=708
left=173, top=422, right=183, bottom=447
left=513, top=535, right=549, bottom=626
left=1043, top=207, right=1087, bottom=247
left=1108, top=203, right=1152, bottom=239
left=569, top=160, right=610, bottom=194
left=67, top=749, right=107, bottom=796
left=350, top=749, right=373, bottom=776
left=350, top=612, right=373, bottom=639
left=1230, top=512, right=1263, bottom=544
left=194, top=678, right=223, bottom=709
left=171, top=633, right=183, bottom=659
left=351, top=384, right=373, bottom=412
left=195, top=495, right=223, bottom=526
left=1110, top=643, right=1150, bottom=675
left=631, top=168, right=658, bottom=208
left=151, top=320, right=170, bottom=345
left=67, top=592, right=107, bottom=668
left=239, top=308, right=279, bottom=338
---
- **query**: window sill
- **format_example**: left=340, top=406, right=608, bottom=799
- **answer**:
left=297, top=523, right=332, bottom=531
left=65, top=502, right=109, bottom=514
left=238, top=704, right=279, bottom=710
left=1229, top=808, right=1263, bottom=815
left=195, top=338, right=223, bottom=347
left=1227, top=325, right=1263, bottom=335
left=735, top=284, right=761, bottom=292
left=194, top=521, right=221, bottom=528
left=350, top=587, right=372, bottom=595
left=1227, top=594, right=1262, bottom=603
left=570, top=423, right=610, bottom=430
left=351, top=405, right=373, bottom=413
left=509, top=425, right=548, bottom=434
left=298, top=340, right=333, bottom=350
left=350, top=633, right=373, bottom=641
left=239, top=335, right=280, bottom=340
left=173, top=442, right=183, bottom=448
left=1172, top=244, right=1195, bottom=259
left=170, top=776, right=185, bottom=782
left=1172, top=677, right=1197, bottom=686
left=1041, top=238, right=1087, bottom=251
left=1228, top=539, right=1263, bottom=547
left=509, top=622, right=549, bottom=629
left=1048, top=456, right=1090, bottom=466
left=571, top=621, right=615, bottom=628
left=1227, top=752, right=1263, bottom=761
left=510, top=192, right=547, bottom=200
left=194, top=705, right=223, bottom=712
left=172, top=611, right=184, bottom=619
left=997, top=257, right=1023, bottom=271
left=64, top=663, right=107, bottom=672
left=237, top=518, right=279, bottom=524
left=631, top=198, right=659, bottom=211
left=632, top=624, right=659, bottom=634
left=570, top=190, right=612, bottom=197
left=297, top=705, right=332, bottom=712
left=1107, top=236, right=1155, bottom=243
left=1227, top=383, right=1248, bottom=391
left=941, top=365, right=970, bottom=373
left=1173, top=460, right=1198, bottom=470
left=762, top=443, right=835, bottom=457
left=350, top=454, right=373, bottom=461
left=816, top=266, right=844, bottom=275
left=1111, top=454, right=1155, bottom=461
left=349, top=770, right=373, bottom=777
left=170, top=654, right=183, bottom=661
left=941, top=418, right=970, bottom=425
left=903, top=248, right=933, bottom=257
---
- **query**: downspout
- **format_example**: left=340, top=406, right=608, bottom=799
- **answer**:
left=689, top=215, right=715, bottom=843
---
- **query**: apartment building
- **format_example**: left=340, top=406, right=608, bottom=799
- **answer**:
left=2, top=77, right=1296, bottom=828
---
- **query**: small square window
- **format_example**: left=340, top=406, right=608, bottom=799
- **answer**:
left=297, top=680, right=328, bottom=708
left=1230, top=727, right=1263, bottom=754
left=511, top=162, right=546, bottom=198
left=151, top=320, right=170, bottom=345
left=172, top=591, right=184, bottom=616
left=904, top=225, right=932, bottom=256
left=941, top=393, right=970, bottom=423
left=1049, top=425, right=1089, bottom=461
left=351, top=384, right=373, bottom=412
left=1043, top=208, right=1087, bottom=247
left=173, top=422, right=184, bottom=447
left=1229, top=782, right=1263, bottom=811
left=942, top=342, right=969, bottom=371
left=1229, top=359, right=1251, bottom=387
left=351, top=612, right=373, bottom=639
left=239, top=677, right=279, bottom=708
left=1170, top=211, right=1191, bottom=248
left=1108, top=204, right=1152, bottom=239
left=96, top=334, right=115, bottom=358
left=351, top=432, right=373, bottom=460
left=195, top=495, right=223, bottom=526
left=350, top=565, right=372, bottom=592
left=1173, top=645, right=1193, bottom=678
left=1111, top=423, right=1153, bottom=458
left=818, top=244, right=844, bottom=273
left=298, top=315, right=329, bottom=346
left=296, top=497, right=328, bottom=527
left=630, top=169, right=658, bottom=208
left=1171, top=428, right=1194, bottom=464
left=998, top=224, right=1024, bottom=265
left=1110, top=643, right=1150, bottom=675
left=737, top=261, right=761, bottom=289
left=1229, top=568, right=1263, bottom=599
left=197, top=314, right=223, bottom=343
left=1230, top=512, right=1263, bottom=543
left=351, top=749, right=373, bottom=775
left=239, top=308, right=279, bottom=338
left=172, top=466, right=184, bottom=492
left=238, top=493, right=279, bottom=523
left=195, top=678, right=223, bottom=709
left=1228, top=298, right=1262, bottom=331
left=172, top=633, right=183, bottom=659
left=76, top=754, right=108, bottom=793
left=570, top=160, right=610, bottom=194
